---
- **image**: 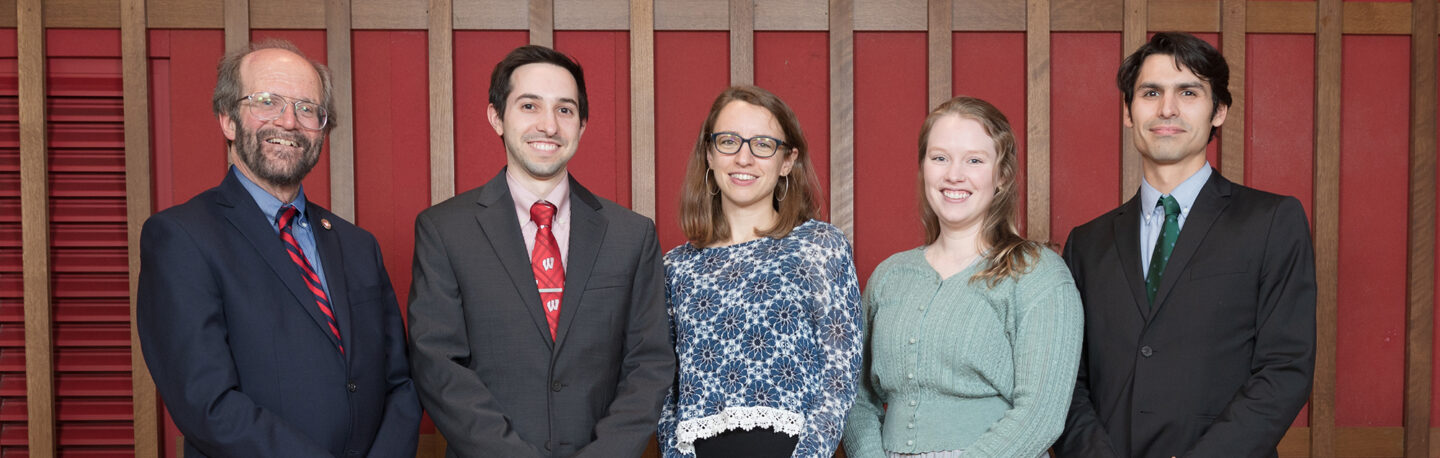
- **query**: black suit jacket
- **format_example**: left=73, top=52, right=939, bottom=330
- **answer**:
left=137, top=170, right=421, bottom=457
left=1055, top=171, right=1316, bottom=458
left=406, top=169, right=676, bottom=458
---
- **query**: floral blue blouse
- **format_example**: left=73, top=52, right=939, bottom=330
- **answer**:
left=658, top=219, right=863, bottom=458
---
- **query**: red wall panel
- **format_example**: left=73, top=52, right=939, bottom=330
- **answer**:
left=148, top=30, right=225, bottom=210
left=452, top=31, right=528, bottom=194
left=852, top=32, right=927, bottom=284
left=755, top=31, right=831, bottom=217
left=1336, top=35, right=1408, bottom=427
left=555, top=31, right=632, bottom=207
left=653, top=31, right=729, bottom=251
left=1049, top=32, right=1121, bottom=247
left=952, top=32, right=1028, bottom=235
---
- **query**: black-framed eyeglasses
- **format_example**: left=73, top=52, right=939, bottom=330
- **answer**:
left=710, top=132, right=786, bottom=158
left=240, top=92, right=329, bottom=131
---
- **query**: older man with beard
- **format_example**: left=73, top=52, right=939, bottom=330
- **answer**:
left=136, top=40, right=420, bottom=457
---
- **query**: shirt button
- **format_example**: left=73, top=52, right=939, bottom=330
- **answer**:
left=909, top=338, right=917, bottom=344
left=1141, top=345, right=1154, bottom=357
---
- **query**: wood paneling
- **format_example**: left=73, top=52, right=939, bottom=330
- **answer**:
left=1026, top=0, right=1049, bottom=242
left=454, top=0, right=527, bottom=30
left=1220, top=0, right=1243, bottom=182
left=327, top=0, right=356, bottom=221
left=1406, top=0, right=1437, bottom=455
left=249, top=0, right=325, bottom=29
left=654, top=0, right=726, bottom=30
left=530, top=0, right=553, bottom=47
left=1148, top=0, right=1219, bottom=32
left=225, top=0, right=249, bottom=52
left=148, top=0, right=223, bottom=28
left=1345, top=2, right=1410, bottom=35
left=955, top=0, right=1025, bottom=31
left=1120, top=0, right=1143, bottom=203
left=631, top=0, right=655, bottom=218
left=18, top=0, right=53, bottom=454
left=1248, top=1, right=1314, bottom=34
left=1312, top=0, right=1340, bottom=456
left=1051, top=0, right=1119, bottom=31
left=927, top=0, right=950, bottom=109
left=430, top=0, right=455, bottom=203
left=730, top=0, right=753, bottom=85
left=556, top=0, right=629, bottom=30
left=121, top=1, right=159, bottom=456
left=755, top=0, right=826, bottom=31
left=830, top=0, right=853, bottom=237
left=855, top=0, right=925, bottom=31
left=352, top=0, right=429, bottom=29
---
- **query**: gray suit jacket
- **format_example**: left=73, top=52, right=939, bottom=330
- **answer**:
left=407, top=169, right=676, bottom=458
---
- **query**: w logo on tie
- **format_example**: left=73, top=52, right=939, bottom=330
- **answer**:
left=530, top=201, right=564, bottom=340
left=542, top=257, right=555, bottom=271
left=546, top=299, right=560, bottom=312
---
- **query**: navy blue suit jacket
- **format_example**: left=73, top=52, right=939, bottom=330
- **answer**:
left=137, top=170, right=421, bottom=457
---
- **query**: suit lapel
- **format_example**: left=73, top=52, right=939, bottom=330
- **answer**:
left=1151, top=172, right=1232, bottom=315
left=1111, top=195, right=1152, bottom=320
left=552, top=177, right=606, bottom=350
left=474, top=171, right=555, bottom=349
left=216, top=172, right=344, bottom=355
left=311, top=205, right=352, bottom=360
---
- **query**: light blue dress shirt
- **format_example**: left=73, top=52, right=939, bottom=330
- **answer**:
left=233, top=166, right=331, bottom=296
left=1138, top=164, right=1211, bottom=277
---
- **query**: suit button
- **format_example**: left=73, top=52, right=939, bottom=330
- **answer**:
left=346, top=381, right=357, bottom=392
left=551, top=381, right=563, bottom=392
left=1140, top=346, right=1153, bottom=357
left=545, top=441, right=553, bottom=451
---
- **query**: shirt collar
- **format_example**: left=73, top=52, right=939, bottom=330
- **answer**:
left=232, top=165, right=307, bottom=224
left=506, top=168, right=571, bottom=224
left=1139, top=163, right=1211, bottom=216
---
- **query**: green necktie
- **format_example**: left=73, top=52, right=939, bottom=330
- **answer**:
left=1145, top=195, right=1181, bottom=305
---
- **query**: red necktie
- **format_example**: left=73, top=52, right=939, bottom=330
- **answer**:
left=530, top=201, right=564, bottom=340
left=278, top=205, right=343, bottom=353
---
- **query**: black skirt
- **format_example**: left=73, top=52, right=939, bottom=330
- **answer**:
left=692, top=427, right=799, bottom=458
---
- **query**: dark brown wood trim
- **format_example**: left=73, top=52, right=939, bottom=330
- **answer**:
left=18, top=0, right=53, bottom=453
left=1311, top=0, right=1340, bottom=456
left=729, top=0, right=753, bottom=86
left=326, top=0, right=355, bottom=221
left=830, top=0, right=854, bottom=237
left=631, top=0, right=656, bottom=218
left=1405, top=0, right=1437, bottom=455
left=1025, top=0, right=1049, bottom=242
left=430, top=0, right=455, bottom=203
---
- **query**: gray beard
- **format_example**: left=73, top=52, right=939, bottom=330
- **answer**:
left=234, top=122, right=322, bottom=187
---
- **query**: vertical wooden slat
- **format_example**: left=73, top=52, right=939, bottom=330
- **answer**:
left=121, top=0, right=159, bottom=455
left=1311, top=0, right=1340, bottom=456
left=1219, top=0, right=1244, bottom=183
left=225, top=0, right=249, bottom=53
left=1025, top=0, right=1049, bottom=242
left=729, top=0, right=753, bottom=86
left=630, top=0, right=655, bottom=218
left=1405, top=0, right=1436, bottom=455
left=430, top=0, right=454, bottom=204
left=17, top=0, right=52, bottom=455
left=530, top=0, right=553, bottom=48
left=1120, top=0, right=1144, bottom=202
left=829, top=0, right=854, bottom=238
left=927, top=0, right=950, bottom=109
left=326, top=0, right=355, bottom=221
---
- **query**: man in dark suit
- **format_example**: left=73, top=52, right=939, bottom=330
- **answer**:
left=406, top=45, right=675, bottom=457
left=1055, top=32, right=1316, bottom=458
left=136, top=40, right=421, bottom=457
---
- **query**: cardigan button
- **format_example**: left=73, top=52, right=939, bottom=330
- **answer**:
left=907, top=440, right=914, bottom=446
left=909, top=338, right=917, bottom=344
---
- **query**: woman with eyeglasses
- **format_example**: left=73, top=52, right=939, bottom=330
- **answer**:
left=841, top=96, right=1083, bottom=458
left=656, top=85, right=862, bottom=458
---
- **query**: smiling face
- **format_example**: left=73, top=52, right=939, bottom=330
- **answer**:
left=922, top=115, right=998, bottom=235
left=706, top=101, right=797, bottom=215
left=1124, top=53, right=1228, bottom=171
left=488, top=62, right=586, bottom=182
left=218, top=48, right=325, bottom=188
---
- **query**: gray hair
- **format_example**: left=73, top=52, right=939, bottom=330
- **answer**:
left=211, top=39, right=337, bottom=140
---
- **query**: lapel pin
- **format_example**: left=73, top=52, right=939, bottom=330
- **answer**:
left=321, top=218, right=332, bottom=230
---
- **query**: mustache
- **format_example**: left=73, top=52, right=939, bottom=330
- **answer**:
left=256, top=127, right=313, bottom=150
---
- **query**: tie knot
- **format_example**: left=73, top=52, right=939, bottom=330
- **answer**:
left=277, top=205, right=299, bottom=231
left=1157, top=195, right=1181, bottom=218
left=530, top=201, right=556, bottom=227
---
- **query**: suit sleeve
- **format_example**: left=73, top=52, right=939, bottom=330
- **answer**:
left=794, top=231, right=863, bottom=458
left=1054, top=232, right=1121, bottom=458
left=406, top=211, right=546, bottom=457
left=136, top=215, right=334, bottom=457
left=575, top=222, right=678, bottom=458
left=363, top=243, right=423, bottom=457
left=1184, top=197, right=1316, bottom=458
left=842, top=266, right=887, bottom=458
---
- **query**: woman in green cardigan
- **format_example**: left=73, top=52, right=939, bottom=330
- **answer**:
left=842, top=96, right=1084, bottom=458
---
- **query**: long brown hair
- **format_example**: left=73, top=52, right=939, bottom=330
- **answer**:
left=918, top=96, right=1039, bottom=286
left=679, top=86, right=824, bottom=248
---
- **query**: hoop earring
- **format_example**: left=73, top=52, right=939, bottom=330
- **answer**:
left=775, top=176, right=790, bottom=202
left=705, top=169, right=720, bottom=196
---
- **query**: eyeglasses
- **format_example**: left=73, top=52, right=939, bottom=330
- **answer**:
left=710, top=132, right=786, bottom=158
left=240, top=92, right=329, bottom=131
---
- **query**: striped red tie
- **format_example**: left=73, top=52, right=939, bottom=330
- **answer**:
left=530, top=201, right=564, bottom=340
left=278, top=205, right=343, bottom=353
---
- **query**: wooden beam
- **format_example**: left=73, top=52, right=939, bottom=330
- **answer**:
left=955, top=0, right=1025, bottom=31
left=854, top=0, right=925, bottom=31
left=1311, top=0, right=1340, bottom=456
left=1219, top=0, right=1244, bottom=183
left=927, top=0, right=951, bottom=109
left=1025, top=0, right=1049, bottom=242
left=630, top=0, right=656, bottom=218
left=225, top=0, right=249, bottom=53
left=729, top=0, right=753, bottom=86
left=430, top=0, right=455, bottom=204
left=830, top=0, right=854, bottom=237
left=17, top=0, right=53, bottom=454
left=755, top=0, right=826, bottom=31
left=1120, top=0, right=1144, bottom=203
left=530, top=0, right=554, bottom=47
left=121, top=0, right=159, bottom=455
left=1405, top=0, right=1437, bottom=455
left=327, top=0, right=355, bottom=221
